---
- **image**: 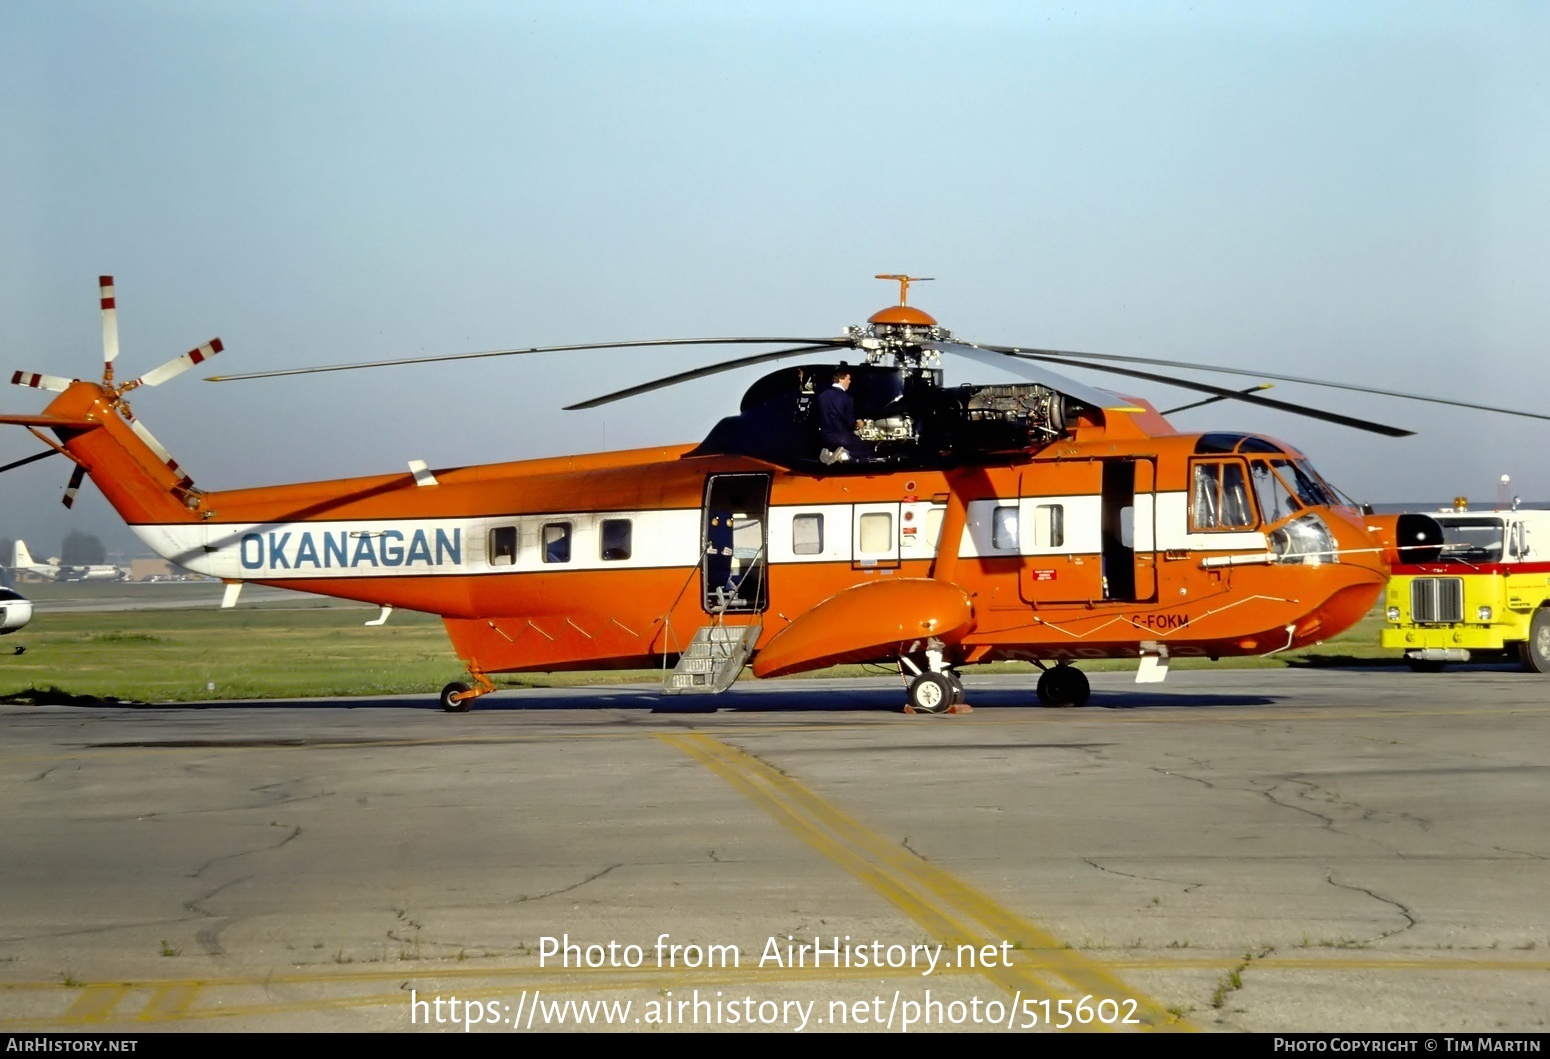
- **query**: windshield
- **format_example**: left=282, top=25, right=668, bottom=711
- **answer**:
left=1433, top=518, right=1504, bottom=564
left=1248, top=458, right=1340, bottom=524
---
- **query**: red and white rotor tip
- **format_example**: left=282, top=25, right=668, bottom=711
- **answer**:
left=134, top=338, right=225, bottom=389
left=100, top=275, right=120, bottom=367
left=9, top=370, right=74, bottom=392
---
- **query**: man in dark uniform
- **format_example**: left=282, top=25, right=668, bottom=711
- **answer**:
left=816, top=366, right=871, bottom=464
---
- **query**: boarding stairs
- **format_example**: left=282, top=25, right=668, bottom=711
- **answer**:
left=663, top=622, right=761, bottom=695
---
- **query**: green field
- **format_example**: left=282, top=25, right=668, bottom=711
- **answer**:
left=0, top=581, right=1402, bottom=704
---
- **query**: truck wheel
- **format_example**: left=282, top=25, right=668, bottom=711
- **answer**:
left=1518, top=611, right=1550, bottom=674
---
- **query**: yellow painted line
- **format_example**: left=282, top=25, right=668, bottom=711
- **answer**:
left=60, top=984, right=126, bottom=1022
left=138, top=982, right=199, bottom=1021
left=658, top=730, right=1188, bottom=1031
left=3, top=949, right=1544, bottom=1029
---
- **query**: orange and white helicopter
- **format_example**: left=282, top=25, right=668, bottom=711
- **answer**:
left=3, top=275, right=1527, bottom=713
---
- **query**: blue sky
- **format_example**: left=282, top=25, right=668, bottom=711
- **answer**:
left=3, top=1, right=1548, bottom=555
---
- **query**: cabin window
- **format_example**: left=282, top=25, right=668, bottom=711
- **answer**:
left=1031, top=504, right=1065, bottom=549
left=601, top=519, right=632, bottom=561
left=858, top=512, right=893, bottom=555
left=489, top=526, right=517, bottom=566
left=542, top=522, right=572, bottom=563
left=792, top=513, right=823, bottom=555
left=991, top=505, right=1019, bottom=550
left=1191, top=460, right=1256, bottom=530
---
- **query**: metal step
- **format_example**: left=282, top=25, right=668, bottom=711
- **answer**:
left=663, top=623, right=760, bottom=695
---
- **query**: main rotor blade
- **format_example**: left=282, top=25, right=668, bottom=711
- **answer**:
left=0, top=449, right=60, bottom=475
left=977, top=342, right=1550, bottom=423
left=206, top=337, right=851, bottom=383
left=1012, top=352, right=1415, bottom=437
left=563, top=344, right=852, bottom=410
left=1162, top=383, right=1273, bottom=415
left=928, top=341, right=1143, bottom=412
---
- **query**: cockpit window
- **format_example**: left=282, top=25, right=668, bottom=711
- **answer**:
left=1250, top=461, right=1303, bottom=524
left=1287, top=460, right=1340, bottom=507
left=1192, top=459, right=1257, bottom=530
left=1249, top=459, right=1340, bottom=520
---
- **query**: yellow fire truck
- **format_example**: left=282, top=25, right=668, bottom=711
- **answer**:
left=1382, top=503, right=1550, bottom=672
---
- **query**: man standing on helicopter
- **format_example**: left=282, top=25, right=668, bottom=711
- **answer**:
left=816, top=366, right=872, bottom=464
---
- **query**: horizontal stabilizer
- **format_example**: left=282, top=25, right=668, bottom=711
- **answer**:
left=0, top=413, right=102, bottom=430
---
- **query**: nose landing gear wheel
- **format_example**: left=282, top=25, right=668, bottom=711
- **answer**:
left=906, top=672, right=954, bottom=714
left=440, top=681, right=473, bottom=713
left=1036, top=665, right=1090, bottom=708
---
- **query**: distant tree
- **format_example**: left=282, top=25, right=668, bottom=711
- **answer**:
left=0, top=537, right=12, bottom=586
left=61, top=530, right=107, bottom=566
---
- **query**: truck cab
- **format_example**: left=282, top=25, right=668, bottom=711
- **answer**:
left=1382, top=504, right=1550, bottom=672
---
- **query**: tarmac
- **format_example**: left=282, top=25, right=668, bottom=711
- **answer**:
left=0, top=667, right=1546, bottom=1034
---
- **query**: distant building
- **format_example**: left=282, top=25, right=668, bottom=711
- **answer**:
left=130, top=558, right=178, bottom=581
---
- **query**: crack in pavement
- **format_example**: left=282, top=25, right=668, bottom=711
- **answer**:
left=1082, top=858, right=1206, bottom=894
left=1324, top=872, right=1418, bottom=944
left=187, top=825, right=302, bottom=880
left=511, top=863, right=621, bottom=903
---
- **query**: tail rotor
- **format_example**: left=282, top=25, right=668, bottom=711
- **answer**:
left=6, top=274, right=226, bottom=504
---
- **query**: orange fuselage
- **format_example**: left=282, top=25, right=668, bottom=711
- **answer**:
left=30, top=379, right=1389, bottom=680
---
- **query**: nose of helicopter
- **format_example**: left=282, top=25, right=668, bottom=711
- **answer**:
left=1285, top=508, right=1389, bottom=647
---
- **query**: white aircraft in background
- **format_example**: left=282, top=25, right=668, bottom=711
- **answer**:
left=0, top=586, right=32, bottom=642
left=11, top=540, right=125, bottom=582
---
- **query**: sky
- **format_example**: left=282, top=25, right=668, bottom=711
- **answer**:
left=2, top=1, right=1548, bottom=558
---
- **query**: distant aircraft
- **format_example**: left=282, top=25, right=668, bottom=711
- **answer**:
left=0, top=586, right=32, bottom=639
left=10, top=540, right=125, bottom=582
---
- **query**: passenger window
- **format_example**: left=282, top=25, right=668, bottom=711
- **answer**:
left=600, top=519, right=631, bottom=561
left=542, top=522, right=571, bottom=563
left=489, top=526, right=517, bottom=566
left=991, top=506, right=1019, bottom=550
left=1032, top=504, right=1064, bottom=548
left=792, top=513, right=823, bottom=555
left=924, top=507, right=944, bottom=549
left=858, top=512, right=893, bottom=554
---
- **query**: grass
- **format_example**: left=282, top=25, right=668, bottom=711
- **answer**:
left=0, top=581, right=1404, bottom=704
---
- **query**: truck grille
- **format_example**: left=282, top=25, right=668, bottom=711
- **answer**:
left=1411, top=578, right=1464, bottom=623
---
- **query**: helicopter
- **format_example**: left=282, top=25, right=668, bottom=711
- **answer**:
left=2, top=275, right=1524, bottom=713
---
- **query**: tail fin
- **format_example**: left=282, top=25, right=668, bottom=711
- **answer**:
left=3, top=381, right=205, bottom=525
left=14, top=541, right=34, bottom=569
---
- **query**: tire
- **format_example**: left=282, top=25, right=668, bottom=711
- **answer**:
left=440, top=681, right=473, bottom=712
left=1036, top=665, right=1091, bottom=708
left=1518, top=610, right=1550, bottom=674
left=947, top=672, right=966, bottom=706
left=907, top=672, right=954, bottom=714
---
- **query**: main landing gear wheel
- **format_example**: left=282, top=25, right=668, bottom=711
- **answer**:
left=947, top=672, right=966, bottom=706
left=906, top=672, right=955, bottom=714
left=440, top=681, right=473, bottom=712
left=1036, top=665, right=1090, bottom=708
left=1519, top=610, right=1550, bottom=674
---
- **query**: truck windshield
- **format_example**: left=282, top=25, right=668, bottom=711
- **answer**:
left=1434, top=518, right=1504, bottom=564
